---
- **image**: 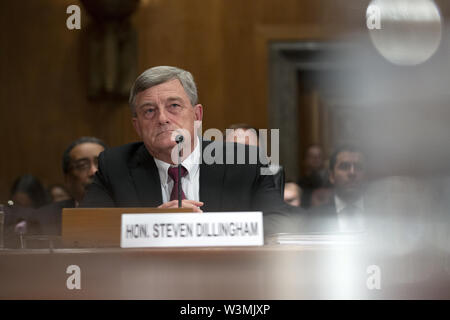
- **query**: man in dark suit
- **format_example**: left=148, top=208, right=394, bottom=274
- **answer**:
left=81, top=66, right=289, bottom=234
left=302, top=145, right=366, bottom=233
left=37, top=137, right=107, bottom=235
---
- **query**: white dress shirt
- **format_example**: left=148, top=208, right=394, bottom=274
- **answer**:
left=335, top=195, right=365, bottom=233
left=153, top=138, right=201, bottom=203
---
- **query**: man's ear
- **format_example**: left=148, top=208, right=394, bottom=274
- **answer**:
left=194, top=104, right=203, bottom=121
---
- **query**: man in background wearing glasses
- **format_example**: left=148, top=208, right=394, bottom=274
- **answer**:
left=62, top=137, right=107, bottom=207
left=36, top=136, right=107, bottom=235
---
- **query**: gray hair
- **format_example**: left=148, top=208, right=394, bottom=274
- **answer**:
left=129, top=66, right=198, bottom=115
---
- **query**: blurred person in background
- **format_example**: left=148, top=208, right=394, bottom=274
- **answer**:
left=284, top=182, right=302, bottom=207
left=310, top=187, right=333, bottom=208
left=226, top=123, right=286, bottom=199
left=48, top=184, right=71, bottom=203
left=36, top=136, right=107, bottom=236
left=63, top=137, right=107, bottom=206
left=298, top=144, right=330, bottom=209
left=4, top=174, right=49, bottom=246
left=305, top=145, right=366, bottom=233
left=225, top=123, right=259, bottom=147
left=9, top=174, right=49, bottom=209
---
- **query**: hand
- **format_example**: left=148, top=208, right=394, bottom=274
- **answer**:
left=158, top=199, right=204, bottom=213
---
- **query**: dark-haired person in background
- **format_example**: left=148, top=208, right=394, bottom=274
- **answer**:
left=304, top=145, right=367, bottom=233
left=4, top=174, right=50, bottom=242
left=36, top=137, right=107, bottom=235
left=298, top=144, right=330, bottom=209
left=10, top=174, right=49, bottom=209
left=3, top=138, right=107, bottom=246
left=225, top=123, right=286, bottom=200
left=62, top=136, right=107, bottom=206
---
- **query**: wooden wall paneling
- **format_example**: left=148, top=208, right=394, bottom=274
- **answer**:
left=6, top=0, right=436, bottom=200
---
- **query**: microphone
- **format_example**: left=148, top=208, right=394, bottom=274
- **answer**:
left=175, top=135, right=184, bottom=208
left=15, top=220, right=27, bottom=249
left=175, top=135, right=184, bottom=144
left=14, top=220, right=27, bottom=234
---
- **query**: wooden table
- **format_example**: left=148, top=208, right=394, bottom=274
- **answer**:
left=1, top=244, right=449, bottom=299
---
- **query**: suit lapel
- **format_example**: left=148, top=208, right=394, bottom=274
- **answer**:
left=129, top=145, right=163, bottom=207
left=199, top=141, right=225, bottom=212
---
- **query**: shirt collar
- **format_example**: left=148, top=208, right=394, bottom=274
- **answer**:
left=181, top=136, right=201, bottom=181
left=154, top=136, right=201, bottom=183
left=335, top=195, right=364, bottom=213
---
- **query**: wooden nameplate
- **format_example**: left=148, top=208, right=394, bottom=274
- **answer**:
left=62, top=208, right=192, bottom=248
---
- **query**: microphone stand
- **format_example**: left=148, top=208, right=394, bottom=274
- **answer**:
left=175, top=135, right=184, bottom=208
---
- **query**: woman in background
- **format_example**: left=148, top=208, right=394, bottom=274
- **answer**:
left=10, top=174, right=49, bottom=209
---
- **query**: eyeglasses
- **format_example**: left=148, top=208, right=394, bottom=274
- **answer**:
left=70, top=158, right=99, bottom=172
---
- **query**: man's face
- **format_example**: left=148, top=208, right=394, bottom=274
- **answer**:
left=132, top=79, right=203, bottom=162
left=306, top=146, right=324, bottom=172
left=65, top=142, right=105, bottom=202
left=329, top=151, right=365, bottom=201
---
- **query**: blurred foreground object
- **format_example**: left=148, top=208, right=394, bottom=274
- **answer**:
left=367, top=0, right=442, bottom=65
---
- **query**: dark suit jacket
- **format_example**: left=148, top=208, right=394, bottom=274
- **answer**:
left=303, top=200, right=340, bottom=233
left=275, top=196, right=340, bottom=234
left=81, top=141, right=287, bottom=220
left=300, top=196, right=370, bottom=233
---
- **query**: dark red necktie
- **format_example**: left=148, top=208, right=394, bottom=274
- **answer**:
left=168, top=166, right=188, bottom=201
